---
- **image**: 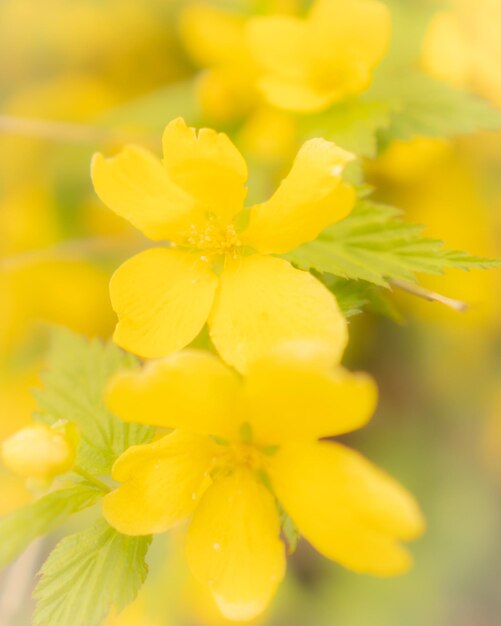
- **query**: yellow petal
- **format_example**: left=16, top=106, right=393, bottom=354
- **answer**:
left=209, top=255, right=348, bottom=373
left=91, top=146, right=197, bottom=242
left=243, top=342, right=377, bottom=444
left=103, top=431, right=215, bottom=536
left=241, top=139, right=355, bottom=254
left=1, top=424, right=75, bottom=480
left=246, top=15, right=307, bottom=81
left=308, top=0, right=391, bottom=72
left=246, top=0, right=390, bottom=111
left=256, top=75, right=337, bottom=112
left=162, top=118, right=248, bottom=223
left=421, top=11, right=471, bottom=89
left=269, top=441, right=425, bottom=575
left=107, top=350, right=241, bottom=439
left=110, top=248, right=218, bottom=359
left=186, top=469, right=285, bottom=621
left=180, top=3, right=246, bottom=68
left=246, top=15, right=331, bottom=112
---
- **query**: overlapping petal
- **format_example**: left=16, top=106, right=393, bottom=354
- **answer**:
left=270, top=441, right=425, bottom=575
left=91, top=145, right=198, bottom=242
left=107, top=350, right=241, bottom=440
left=241, top=138, right=355, bottom=254
left=247, top=0, right=391, bottom=111
left=186, top=469, right=285, bottom=621
left=243, top=343, right=377, bottom=444
left=103, top=431, right=216, bottom=536
left=246, top=16, right=307, bottom=80
left=110, top=248, right=218, bottom=359
left=308, top=0, right=391, bottom=71
left=180, top=3, right=246, bottom=68
left=209, top=255, right=348, bottom=373
left=255, top=75, right=336, bottom=112
left=162, top=118, right=248, bottom=223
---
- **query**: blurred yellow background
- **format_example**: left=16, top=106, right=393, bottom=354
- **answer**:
left=1, top=1, right=500, bottom=625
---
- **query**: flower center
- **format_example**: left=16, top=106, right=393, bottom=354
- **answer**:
left=182, top=222, right=241, bottom=260
left=211, top=441, right=265, bottom=477
left=210, top=423, right=276, bottom=479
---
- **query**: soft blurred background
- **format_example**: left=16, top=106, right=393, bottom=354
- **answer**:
left=1, top=0, right=500, bottom=625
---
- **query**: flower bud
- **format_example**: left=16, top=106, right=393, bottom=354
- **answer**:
left=1, top=423, right=75, bottom=480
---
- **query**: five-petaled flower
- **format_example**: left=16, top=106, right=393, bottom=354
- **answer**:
left=247, top=0, right=391, bottom=112
left=103, top=342, right=425, bottom=621
left=92, top=117, right=354, bottom=372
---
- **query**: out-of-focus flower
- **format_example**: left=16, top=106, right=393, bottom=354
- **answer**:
left=104, top=591, right=164, bottom=626
left=0, top=259, right=115, bottom=358
left=247, top=0, right=391, bottom=112
left=483, top=384, right=501, bottom=482
left=0, top=471, right=32, bottom=517
left=102, top=343, right=424, bottom=621
left=0, top=0, right=187, bottom=98
left=422, top=0, right=501, bottom=106
left=92, top=117, right=354, bottom=372
left=367, top=136, right=500, bottom=330
left=238, top=106, right=297, bottom=164
left=180, top=0, right=390, bottom=121
left=180, top=2, right=258, bottom=125
left=1, top=422, right=76, bottom=481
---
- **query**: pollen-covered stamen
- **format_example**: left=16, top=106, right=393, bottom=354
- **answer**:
left=211, top=442, right=265, bottom=477
left=210, top=422, right=275, bottom=478
left=181, top=222, right=241, bottom=259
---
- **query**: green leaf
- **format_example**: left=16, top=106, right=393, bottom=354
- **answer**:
left=99, top=80, right=201, bottom=134
left=321, top=276, right=373, bottom=318
left=285, top=200, right=501, bottom=288
left=0, top=484, right=101, bottom=569
left=35, top=329, right=154, bottom=475
left=299, top=99, right=391, bottom=157
left=381, top=0, right=440, bottom=70
left=322, top=275, right=404, bottom=323
left=369, top=73, right=501, bottom=146
left=277, top=504, right=299, bottom=555
left=33, top=520, right=151, bottom=626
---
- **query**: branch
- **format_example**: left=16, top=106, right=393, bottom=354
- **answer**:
left=390, top=278, right=469, bottom=312
left=0, top=234, right=147, bottom=271
left=0, top=115, right=151, bottom=146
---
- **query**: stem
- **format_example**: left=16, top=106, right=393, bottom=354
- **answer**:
left=0, top=114, right=153, bottom=146
left=73, top=467, right=111, bottom=493
left=390, top=279, right=469, bottom=312
left=0, top=114, right=113, bottom=144
left=0, top=234, right=147, bottom=271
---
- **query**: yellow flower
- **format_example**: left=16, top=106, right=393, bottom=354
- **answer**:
left=179, top=1, right=301, bottom=124
left=1, top=423, right=76, bottom=481
left=103, top=343, right=425, bottom=621
left=247, top=0, right=391, bottom=112
left=179, top=2, right=257, bottom=124
left=421, top=0, right=501, bottom=107
left=91, top=117, right=354, bottom=372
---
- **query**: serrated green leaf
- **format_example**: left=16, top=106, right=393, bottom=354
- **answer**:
left=0, top=484, right=101, bottom=569
left=285, top=200, right=501, bottom=288
left=299, top=98, right=391, bottom=157
left=321, top=276, right=372, bottom=317
left=99, top=80, right=201, bottom=134
left=369, top=73, right=501, bottom=145
left=33, top=519, right=151, bottom=626
left=322, top=275, right=404, bottom=323
left=35, top=329, right=153, bottom=475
